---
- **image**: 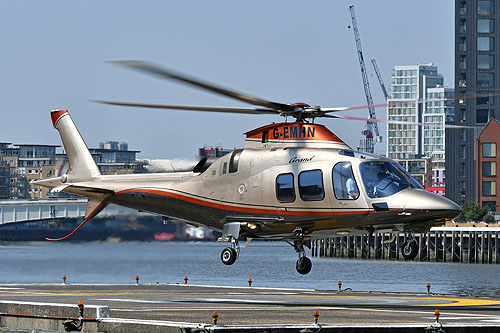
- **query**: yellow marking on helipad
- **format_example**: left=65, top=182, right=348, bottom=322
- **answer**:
left=414, top=297, right=500, bottom=307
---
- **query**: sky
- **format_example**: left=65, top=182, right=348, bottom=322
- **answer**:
left=0, top=1, right=454, bottom=158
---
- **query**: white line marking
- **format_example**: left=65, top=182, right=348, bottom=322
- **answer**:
left=93, top=298, right=172, bottom=304
left=186, top=298, right=286, bottom=304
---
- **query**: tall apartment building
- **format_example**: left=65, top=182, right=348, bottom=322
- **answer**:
left=387, top=64, right=445, bottom=160
left=424, top=87, right=455, bottom=194
left=387, top=65, right=453, bottom=194
left=447, top=0, right=499, bottom=207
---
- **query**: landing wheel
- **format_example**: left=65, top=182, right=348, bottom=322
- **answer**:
left=221, top=247, right=237, bottom=265
left=401, top=241, right=418, bottom=260
left=296, top=256, right=312, bottom=275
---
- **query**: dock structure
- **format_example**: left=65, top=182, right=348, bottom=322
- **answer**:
left=0, top=198, right=86, bottom=225
left=311, top=227, right=500, bottom=264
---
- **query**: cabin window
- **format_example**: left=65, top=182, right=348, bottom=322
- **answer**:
left=229, top=149, right=243, bottom=173
left=221, top=162, right=228, bottom=175
left=276, top=173, right=295, bottom=203
left=298, top=169, right=324, bottom=201
left=332, top=162, right=359, bottom=200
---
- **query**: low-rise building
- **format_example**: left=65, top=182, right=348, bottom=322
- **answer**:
left=476, top=118, right=500, bottom=213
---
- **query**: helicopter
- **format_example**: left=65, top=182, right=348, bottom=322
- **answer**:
left=36, top=61, right=461, bottom=275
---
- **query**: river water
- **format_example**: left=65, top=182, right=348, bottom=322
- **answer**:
left=0, top=241, right=498, bottom=296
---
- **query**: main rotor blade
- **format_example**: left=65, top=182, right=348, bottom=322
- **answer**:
left=93, top=100, right=279, bottom=115
left=324, top=114, right=479, bottom=129
left=110, top=60, right=294, bottom=112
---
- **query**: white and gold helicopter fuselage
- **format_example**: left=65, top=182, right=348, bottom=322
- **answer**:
left=37, top=110, right=460, bottom=274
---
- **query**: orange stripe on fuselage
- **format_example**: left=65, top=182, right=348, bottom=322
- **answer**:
left=114, top=188, right=373, bottom=216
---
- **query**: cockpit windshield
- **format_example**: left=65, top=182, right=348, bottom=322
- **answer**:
left=359, top=161, right=417, bottom=198
left=394, top=162, right=424, bottom=189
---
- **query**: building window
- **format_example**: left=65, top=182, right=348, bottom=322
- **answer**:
left=477, top=94, right=494, bottom=105
left=298, top=169, right=324, bottom=201
left=276, top=173, right=295, bottom=203
left=459, top=55, right=467, bottom=69
left=477, top=37, right=494, bottom=51
left=477, top=18, right=494, bottom=33
left=459, top=37, right=467, bottom=51
left=459, top=1, right=466, bottom=15
left=477, top=72, right=494, bottom=87
left=482, top=201, right=497, bottom=211
left=459, top=128, right=467, bottom=141
left=483, top=161, right=497, bottom=176
left=476, top=109, right=494, bottom=123
left=478, top=0, right=495, bottom=15
left=459, top=73, right=467, bottom=87
left=459, top=19, right=467, bottom=33
left=477, top=55, right=494, bottom=70
left=459, top=181, right=466, bottom=196
left=482, top=181, right=496, bottom=196
left=332, top=162, right=359, bottom=200
left=483, top=143, right=497, bottom=157
left=459, top=163, right=466, bottom=177
left=459, top=145, right=467, bottom=159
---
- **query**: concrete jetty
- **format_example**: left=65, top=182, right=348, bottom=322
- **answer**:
left=0, top=284, right=499, bottom=332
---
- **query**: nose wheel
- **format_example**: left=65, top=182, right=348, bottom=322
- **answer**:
left=221, top=247, right=237, bottom=265
left=401, top=239, right=418, bottom=260
left=220, top=236, right=239, bottom=265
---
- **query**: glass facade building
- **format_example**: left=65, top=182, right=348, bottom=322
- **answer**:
left=387, top=65, right=445, bottom=160
left=447, top=0, right=500, bottom=207
left=387, top=65, right=453, bottom=195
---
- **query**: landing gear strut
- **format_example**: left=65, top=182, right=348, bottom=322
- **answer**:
left=293, top=234, right=312, bottom=275
left=296, top=253, right=312, bottom=275
left=219, top=222, right=241, bottom=266
left=221, top=236, right=239, bottom=265
left=401, top=238, right=419, bottom=260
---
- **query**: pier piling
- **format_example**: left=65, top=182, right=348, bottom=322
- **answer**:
left=312, top=229, right=500, bottom=264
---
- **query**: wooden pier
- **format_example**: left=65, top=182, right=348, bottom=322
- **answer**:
left=311, top=227, right=500, bottom=264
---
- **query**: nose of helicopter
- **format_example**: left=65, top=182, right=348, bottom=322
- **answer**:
left=401, top=189, right=462, bottom=221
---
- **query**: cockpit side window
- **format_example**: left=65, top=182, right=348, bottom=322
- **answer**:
left=332, top=162, right=359, bottom=200
left=360, top=161, right=411, bottom=198
left=298, top=169, right=324, bottom=201
left=276, top=173, right=295, bottom=203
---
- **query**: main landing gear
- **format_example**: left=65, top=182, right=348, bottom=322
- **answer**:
left=290, top=228, right=312, bottom=275
left=294, top=239, right=312, bottom=275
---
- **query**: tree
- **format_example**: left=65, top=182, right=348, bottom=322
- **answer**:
left=457, top=202, right=489, bottom=222
left=483, top=214, right=495, bottom=223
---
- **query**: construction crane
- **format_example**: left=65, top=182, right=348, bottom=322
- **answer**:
left=348, top=5, right=382, bottom=153
left=371, top=59, right=390, bottom=101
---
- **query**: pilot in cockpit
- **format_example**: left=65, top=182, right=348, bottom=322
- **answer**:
left=346, top=177, right=359, bottom=199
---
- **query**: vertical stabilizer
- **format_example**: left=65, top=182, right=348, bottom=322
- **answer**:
left=51, top=110, right=101, bottom=182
